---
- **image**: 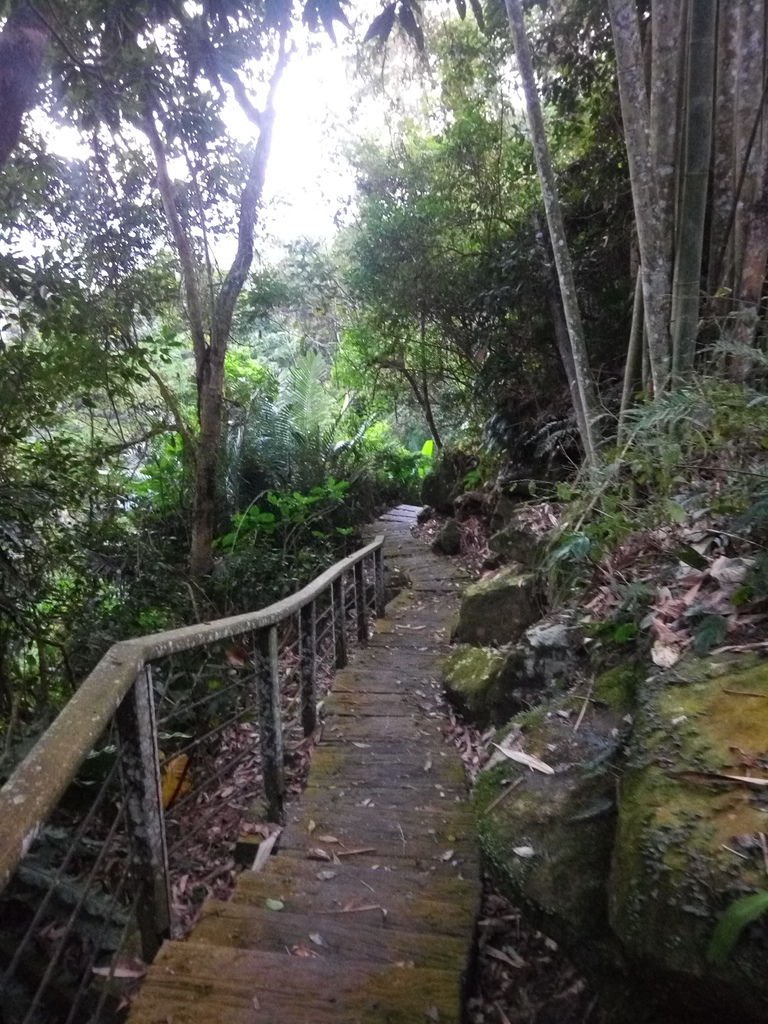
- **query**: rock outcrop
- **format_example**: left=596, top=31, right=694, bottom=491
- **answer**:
left=452, top=569, right=542, bottom=646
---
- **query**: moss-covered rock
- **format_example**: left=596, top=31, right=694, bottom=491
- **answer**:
left=610, top=656, right=768, bottom=1021
left=453, top=568, right=542, bottom=645
left=488, top=524, right=542, bottom=567
left=474, top=697, right=624, bottom=949
left=441, top=645, right=544, bottom=727
left=431, top=517, right=462, bottom=556
left=593, top=665, right=643, bottom=713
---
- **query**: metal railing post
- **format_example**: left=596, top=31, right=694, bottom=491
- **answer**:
left=256, top=626, right=285, bottom=823
left=115, top=667, right=171, bottom=960
left=332, top=576, right=348, bottom=668
left=299, top=600, right=317, bottom=736
left=354, top=559, right=368, bottom=644
left=374, top=544, right=386, bottom=616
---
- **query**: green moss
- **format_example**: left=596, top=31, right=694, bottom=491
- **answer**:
left=453, top=568, right=542, bottom=645
left=441, top=644, right=528, bottom=727
left=610, top=656, right=768, bottom=1016
left=593, top=665, right=643, bottom=712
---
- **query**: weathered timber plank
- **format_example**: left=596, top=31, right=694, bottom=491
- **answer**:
left=323, top=690, right=429, bottom=716
left=307, top=744, right=466, bottom=789
left=190, top=902, right=470, bottom=968
left=231, top=855, right=477, bottom=921
left=129, top=944, right=462, bottom=1024
left=320, top=714, right=440, bottom=744
left=279, top=807, right=476, bottom=863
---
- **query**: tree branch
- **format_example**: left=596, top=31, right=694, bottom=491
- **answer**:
left=140, top=95, right=209, bottom=373
left=213, top=30, right=292, bottom=350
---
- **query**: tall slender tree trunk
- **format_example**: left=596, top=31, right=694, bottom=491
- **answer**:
left=649, top=0, right=685, bottom=325
left=609, top=0, right=672, bottom=395
left=142, top=35, right=289, bottom=577
left=733, top=2, right=766, bottom=293
left=0, top=2, right=48, bottom=167
left=708, top=2, right=739, bottom=295
left=670, top=0, right=716, bottom=375
left=504, top=0, right=599, bottom=466
left=619, top=271, right=644, bottom=438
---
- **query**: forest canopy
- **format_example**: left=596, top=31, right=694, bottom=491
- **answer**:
left=1, top=0, right=767, bottom=766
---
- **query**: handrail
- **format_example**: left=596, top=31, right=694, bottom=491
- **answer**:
left=0, top=534, right=385, bottom=892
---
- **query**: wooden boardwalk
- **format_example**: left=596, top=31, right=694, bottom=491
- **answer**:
left=129, top=506, right=479, bottom=1024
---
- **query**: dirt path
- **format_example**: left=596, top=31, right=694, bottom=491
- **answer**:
left=129, top=505, right=480, bottom=1024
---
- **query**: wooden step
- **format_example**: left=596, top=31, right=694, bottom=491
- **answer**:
left=278, top=805, right=476, bottom=865
left=228, top=855, right=478, bottom=924
left=304, top=744, right=467, bottom=791
left=190, top=901, right=470, bottom=969
left=129, top=943, right=463, bottom=1024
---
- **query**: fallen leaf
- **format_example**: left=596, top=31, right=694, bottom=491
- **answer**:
left=440, top=849, right=455, bottom=861
left=316, top=870, right=337, bottom=881
left=512, top=845, right=535, bottom=858
left=486, top=945, right=526, bottom=968
left=91, top=958, right=146, bottom=980
left=307, top=847, right=332, bottom=861
left=674, top=770, right=768, bottom=788
left=309, top=932, right=326, bottom=946
left=265, top=898, right=284, bottom=911
left=290, top=944, right=318, bottom=958
left=225, top=645, right=249, bottom=668
left=491, top=743, right=555, bottom=775
left=252, top=829, right=280, bottom=873
left=161, top=754, right=192, bottom=810
left=317, top=834, right=340, bottom=844
left=709, top=556, right=754, bottom=585
left=651, top=640, right=681, bottom=668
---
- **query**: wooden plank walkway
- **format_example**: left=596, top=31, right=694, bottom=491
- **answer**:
left=129, top=506, right=478, bottom=1024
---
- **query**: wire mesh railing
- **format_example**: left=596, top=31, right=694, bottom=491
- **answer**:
left=0, top=536, right=385, bottom=1024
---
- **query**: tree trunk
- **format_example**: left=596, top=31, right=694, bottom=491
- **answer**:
left=731, top=147, right=768, bottom=376
left=708, top=2, right=739, bottom=294
left=504, top=0, right=599, bottom=466
left=609, top=0, right=672, bottom=395
left=189, top=40, right=287, bottom=576
left=733, top=2, right=766, bottom=293
left=670, top=0, right=716, bottom=375
left=0, top=2, right=49, bottom=167
left=619, top=271, right=644, bottom=438
left=142, top=36, right=289, bottom=577
left=649, top=0, right=685, bottom=324
left=535, top=215, right=591, bottom=453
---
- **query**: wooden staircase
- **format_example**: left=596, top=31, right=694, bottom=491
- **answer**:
left=128, top=506, right=479, bottom=1024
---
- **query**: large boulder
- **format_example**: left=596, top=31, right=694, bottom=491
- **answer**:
left=474, top=697, right=624, bottom=948
left=453, top=568, right=542, bottom=645
left=609, top=655, right=768, bottom=1021
left=441, top=645, right=543, bottom=727
left=420, top=451, right=476, bottom=514
left=489, top=523, right=543, bottom=567
left=453, top=490, right=488, bottom=522
left=443, top=614, right=585, bottom=727
left=431, top=517, right=462, bottom=556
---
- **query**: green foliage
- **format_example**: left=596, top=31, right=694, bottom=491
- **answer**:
left=215, top=479, right=350, bottom=553
left=707, top=891, right=768, bottom=966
